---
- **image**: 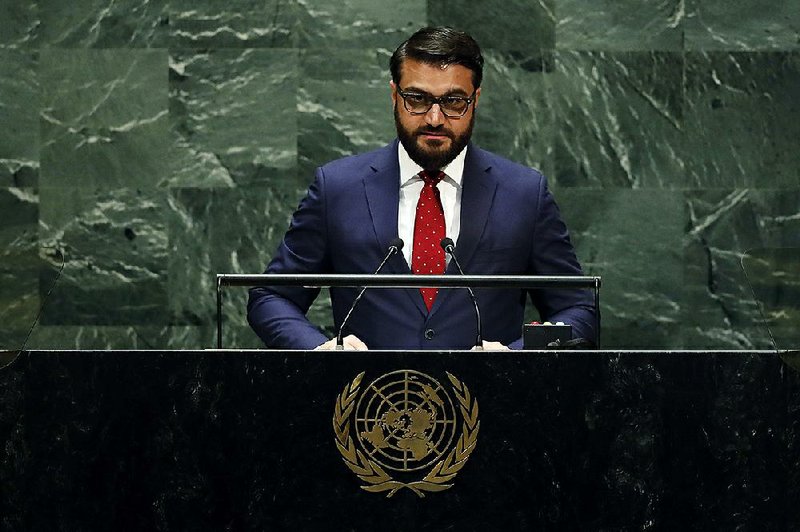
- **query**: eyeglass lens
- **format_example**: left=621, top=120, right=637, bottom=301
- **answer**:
left=403, top=92, right=469, bottom=116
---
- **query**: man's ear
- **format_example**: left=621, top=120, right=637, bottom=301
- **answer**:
left=390, top=80, right=397, bottom=106
left=473, top=87, right=481, bottom=109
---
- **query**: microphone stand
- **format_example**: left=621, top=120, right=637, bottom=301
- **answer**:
left=441, top=238, right=482, bottom=350
left=336, top=239, right=404, bottom=350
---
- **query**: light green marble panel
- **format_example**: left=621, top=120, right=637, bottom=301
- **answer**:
left=683, top=190, right=800, bottom=348
left=0, top=2, right=37, bottom=48
left=37, top=0, right=169, bottom=48
left=297, top=48, right=395, bottom=178
left=471, top=50, right=553, bottom=175
left=169, top=0, right=300, bottom=48
left=684, top=52, right=800, bottom=188
left=551, top=51, right=686, bottom=188
left=558, top=189, right=685, bottom=348
left=38, top=187, right=168, bottom=325
left=39, top=49, right=169, bottom=189
left=296, top=0, right=425, bottom=48
left=0, top=50, right=39, bottom=187
left=167, top=187, right=310, bottom=347
left=685, top=0, right=800, bottom=50
left=429, top=0, right=555, bottom=52
left=556, top=0, right=684, bottom=51
left=167, top=49, right=298, bottom=188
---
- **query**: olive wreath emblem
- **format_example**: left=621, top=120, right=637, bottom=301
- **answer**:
left=332, top=371, right=480, bottom=497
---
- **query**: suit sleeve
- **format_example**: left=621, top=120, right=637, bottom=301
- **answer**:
left=520, top=176, right=597, bottom=346
left=247, top=168, right=331, bottom=349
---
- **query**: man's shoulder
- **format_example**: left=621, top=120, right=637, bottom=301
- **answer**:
left=318, top=140, right=398, bottom=178
left=468, top=145, right=546, bottom=184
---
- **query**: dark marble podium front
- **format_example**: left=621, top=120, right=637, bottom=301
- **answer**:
left=1, top=350, right=798, bottom=531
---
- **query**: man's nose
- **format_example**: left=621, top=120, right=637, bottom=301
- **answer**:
left=425, top=103, right=445, bottom=126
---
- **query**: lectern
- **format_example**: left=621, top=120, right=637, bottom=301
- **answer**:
left=1, top=349, right=798, bottom=530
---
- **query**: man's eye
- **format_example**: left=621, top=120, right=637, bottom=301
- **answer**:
left=442, top=97, right=463, bottom=106
left=405, top=93, right=428, bottom=103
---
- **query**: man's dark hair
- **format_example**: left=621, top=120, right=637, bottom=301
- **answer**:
left=390, top=27, right=484, bottom=89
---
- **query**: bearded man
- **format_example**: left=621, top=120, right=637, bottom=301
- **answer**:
left=247, top=27, right=596, bottom=350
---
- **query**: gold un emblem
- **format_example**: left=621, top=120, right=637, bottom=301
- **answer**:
left=333, top=370, right=479, bottom=497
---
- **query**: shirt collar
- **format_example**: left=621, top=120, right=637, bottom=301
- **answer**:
left=398, top=140, right=468, bottom=187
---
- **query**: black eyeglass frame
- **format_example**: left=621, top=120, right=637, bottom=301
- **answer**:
left=396, top=88, right=477, bottom=118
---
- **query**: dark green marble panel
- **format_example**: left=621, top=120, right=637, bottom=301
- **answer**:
left=741, top=248, right=800, bottom=350
left=472, top=50, right=553, bottom=175
left=551, top=51, right=686, bottom=188
left=39, top=49, right=169, bottom=189
left=0, top=270, right=38, bottom=350
left=0, top=50, right=39, bottom=187
left=429, top=0, right=555, bottom=52
left=558, top=189, right=684, bottom=348
left=169, top=0, right=300, bottom=48
left=0, top=188, right=38, bottom=269
left=36, top=0, right=169, bottom=48
left=25, top=325, right=209, bottom=350
left=0, top=2, right=37, bottom=48
left=298, top=48, right=395, bottom=178
left=555, top=0, right=684, bottom=51
left=38, top=187, right=168, bottom=326
left=683, top=190, right=800, bottom=349
left=295, top=0, right=425, bottom=48
left=167, top=187, right=314, bottom=348
left=168, top=49, right=298, bottom=187
left=684, top=52, right=800, bottom=189
left=0, top=188, right=39, bottom=349
left=685, top=0, right=800, bottom=50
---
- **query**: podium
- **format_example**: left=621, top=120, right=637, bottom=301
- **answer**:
left=1, top=349, right=798, bottom=530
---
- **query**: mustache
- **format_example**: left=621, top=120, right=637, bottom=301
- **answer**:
left=414, top=126, right=453, bottom=138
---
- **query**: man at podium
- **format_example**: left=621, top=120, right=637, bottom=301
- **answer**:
left=248, top=27, right=596, bottom=350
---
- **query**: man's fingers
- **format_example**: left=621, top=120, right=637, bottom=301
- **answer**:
left=476, top=340, right=510, bottom=351
left=314, top=338, right=336, bottom=350
left=344, top=335, right=368, bottom=350
left=315, top=335, right=368, bottom=350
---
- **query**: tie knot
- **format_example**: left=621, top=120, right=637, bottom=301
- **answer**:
left=420, top=170, right=445, bottom=186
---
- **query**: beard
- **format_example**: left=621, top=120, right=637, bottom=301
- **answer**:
left=394, top=104, right=475, bottom=172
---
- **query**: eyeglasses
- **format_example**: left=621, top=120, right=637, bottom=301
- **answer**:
left=396, top=88, right=476, bottom=118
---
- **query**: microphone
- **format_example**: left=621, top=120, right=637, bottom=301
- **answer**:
left=336, top=238, right=404, bottom=349
left=440, top=237, right=482, bottom=350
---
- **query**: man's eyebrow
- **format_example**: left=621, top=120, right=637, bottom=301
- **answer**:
left=402, top=86, right=470, bottom=97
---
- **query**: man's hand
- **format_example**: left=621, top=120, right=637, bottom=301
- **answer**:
left=314, top=334, right=369, bottom=351
left=472, top=340, right=510, bottom=351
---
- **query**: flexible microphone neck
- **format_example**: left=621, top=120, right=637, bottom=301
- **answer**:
left=336, top=238, right=404, bottom=349
left=440, top=238, right=482, bottom=350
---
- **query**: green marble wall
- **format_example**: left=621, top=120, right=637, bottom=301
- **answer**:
left=1, top=0, right=798, bottom=350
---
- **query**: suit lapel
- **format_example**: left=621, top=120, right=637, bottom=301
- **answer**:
left=451, top=145, right=497, bottom=272
left=430, top=144, right=497, bottom=317
left=363, top=141, right=428, bottom=317
left=363, top=147, right=401, bottom=270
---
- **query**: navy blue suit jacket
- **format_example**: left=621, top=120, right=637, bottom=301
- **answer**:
left=247, top=140, right=596, bottom=349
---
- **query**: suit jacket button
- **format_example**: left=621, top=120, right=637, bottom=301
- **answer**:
left=424, top=328, right=435, bottom=340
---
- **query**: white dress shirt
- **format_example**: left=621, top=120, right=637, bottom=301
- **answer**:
left=397, top=141, right=467, bottom=268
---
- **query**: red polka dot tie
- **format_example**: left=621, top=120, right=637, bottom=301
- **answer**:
left=412, top=170, right=446, bottom=312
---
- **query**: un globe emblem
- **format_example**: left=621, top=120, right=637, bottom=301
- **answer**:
left=333, top=370, right=480, bottom=497
left=355, top=370, right=458, bottom=472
